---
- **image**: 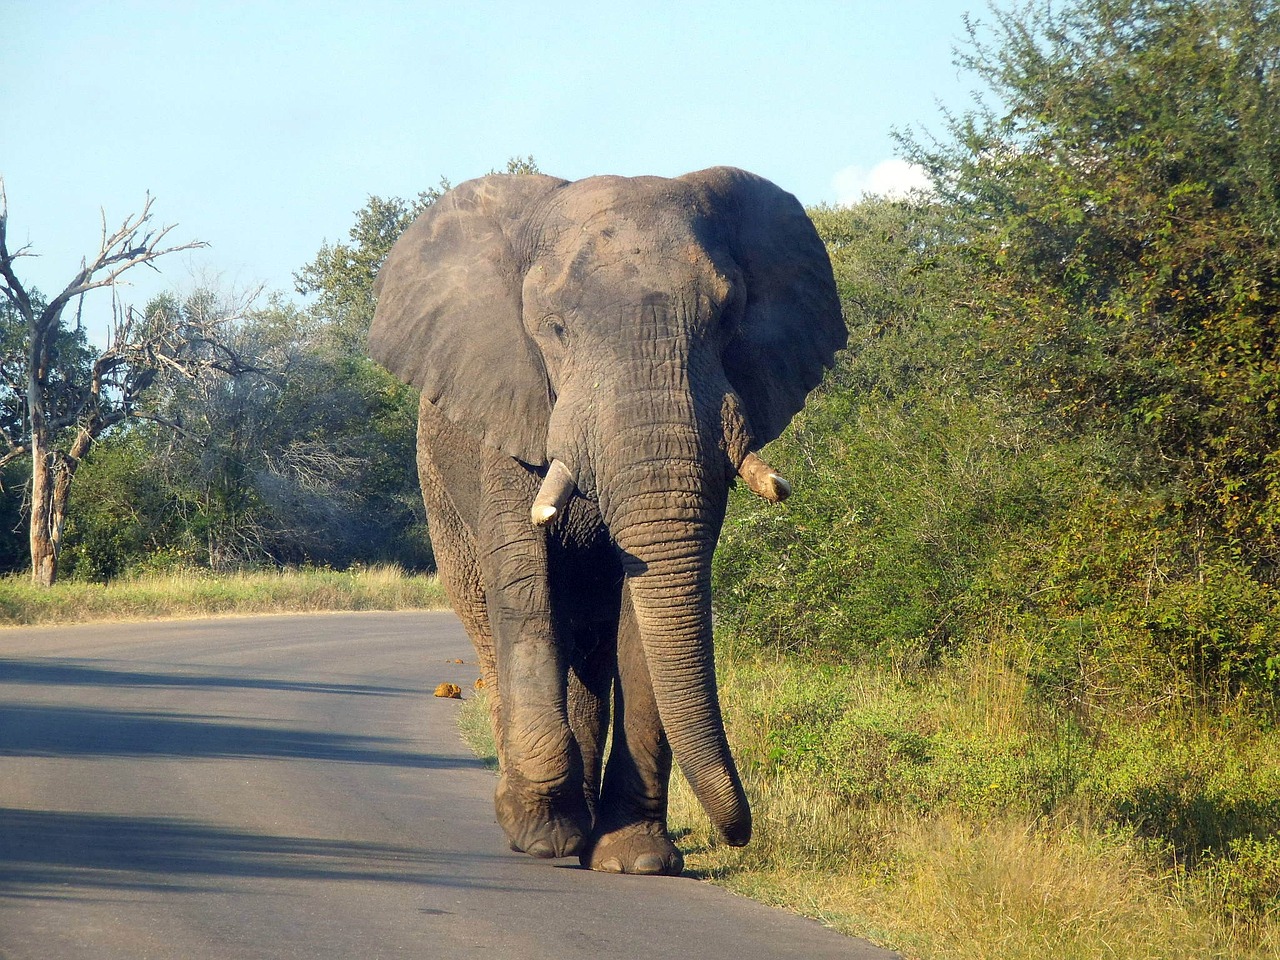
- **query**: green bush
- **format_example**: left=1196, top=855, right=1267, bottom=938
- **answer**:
left=715, top=199, right=1064, bottom=659
left=717, top=187, right=1279, bottom=709
left=973, top=493, right=1280, bottom=713
left=1201, top=835, right=1280, bottom=928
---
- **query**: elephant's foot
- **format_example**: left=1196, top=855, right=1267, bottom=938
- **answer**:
left=494, top=774, right=590, bottom=859
left=582, top=820, right=684, bottom=876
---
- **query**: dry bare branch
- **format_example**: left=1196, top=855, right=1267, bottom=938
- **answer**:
left=37, top=196, right=208, bottom=333
left=0, top=444, right=29, bottom=469
left=0, top=177, right=36, bottom=317
left=0, top=182, right=257, bottom=584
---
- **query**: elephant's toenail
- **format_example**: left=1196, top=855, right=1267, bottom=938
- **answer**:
left=632, top=854, right=665, bottom=874
left=526, top=840, right=557, bottom=858
left=598, top=857, right=624, bottom=873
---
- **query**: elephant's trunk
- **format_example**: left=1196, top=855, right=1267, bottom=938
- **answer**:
left=595, top=426, right=751, bottom=846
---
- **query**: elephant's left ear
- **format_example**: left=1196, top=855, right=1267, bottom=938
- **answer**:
left=681, top=167, right=846, bottom=446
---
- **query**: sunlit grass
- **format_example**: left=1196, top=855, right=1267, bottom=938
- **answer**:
left=0, top=564, right=449, bottom=626
left=458, top=686, right=498, bottom=769
left=666, top=647, right=1280, bottom=960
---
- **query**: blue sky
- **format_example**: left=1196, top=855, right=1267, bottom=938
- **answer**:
left=2, top=0, right=980, bottom=329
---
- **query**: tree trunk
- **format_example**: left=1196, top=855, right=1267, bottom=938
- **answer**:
left=28, top=429, right=88, bottom=588
left=28, top=431, right=56, bottom=587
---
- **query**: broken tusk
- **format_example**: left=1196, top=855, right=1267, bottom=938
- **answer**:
left=531, top=458, right=577, bottom=526
left=737, top=452, right=792, bottom=503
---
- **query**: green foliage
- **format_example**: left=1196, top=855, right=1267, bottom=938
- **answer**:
left=715, top=199, right=1082, bottom=660
left=58, top=433, right=175, bottom=581
left=716, top=1, right=1280, bottom=710
left=1082, top=723, right=1280, bottom=858
left=1201, top=834, right=1280, bottom=929
left=905, top=0, right=1280, bottom=559
left=59, top=299, right=432, bottom=574
left=982, top=496, right=1280, bottom=711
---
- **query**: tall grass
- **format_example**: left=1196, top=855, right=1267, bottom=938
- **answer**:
left=667, top=647, right=1280, bottom=960
left=0, top=565, right=448, bottom=626
left=458, top=687, right=498, bottom=769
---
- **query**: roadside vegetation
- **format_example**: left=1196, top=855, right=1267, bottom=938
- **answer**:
left=668, top=651, right=1279, bottom=960
left=0, top=565, right=447, bottom=626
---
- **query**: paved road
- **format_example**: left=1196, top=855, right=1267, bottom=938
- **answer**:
left=0, top=612, right=894, bottom=960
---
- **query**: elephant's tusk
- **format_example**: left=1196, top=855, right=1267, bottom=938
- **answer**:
left=737, top=452, right=792, bottom=503
left=531, top=459, right=577, bottom=526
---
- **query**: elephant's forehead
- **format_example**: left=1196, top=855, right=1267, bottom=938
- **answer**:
left=525, top=177, right=735, bottom=309
left=531, top=229, right=729, bottom=309
left=557, top=173, right=688, bottom=208
left=547, top=176, right=709, bottom=238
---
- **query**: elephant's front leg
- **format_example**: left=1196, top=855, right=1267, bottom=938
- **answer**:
left=582, top=585, right=684, bottom=875
left=480, top=466, right=591, bottom=859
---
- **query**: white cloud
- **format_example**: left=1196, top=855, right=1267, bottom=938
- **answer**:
left=832, top=159, right=932, bottom=205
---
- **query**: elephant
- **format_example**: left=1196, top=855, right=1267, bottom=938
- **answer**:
left=368, top=166, right=844, bottom=875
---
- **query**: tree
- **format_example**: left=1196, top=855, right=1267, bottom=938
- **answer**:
left=876, top=0, right=1280, bottom=704
left=903, top=0, right=1280, bottom=565
left=128, top=299, right=431, bottom=571
left=0, top=181, right=250, bottom=585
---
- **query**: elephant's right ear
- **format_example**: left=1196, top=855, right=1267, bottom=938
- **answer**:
left=369, top=174, right=568, bottom=465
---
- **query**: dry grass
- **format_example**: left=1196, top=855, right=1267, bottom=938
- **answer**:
left=665, top=650, right=1280, bottom=960
left=670, top=772, right=1280, bottom=959
left=0, top=565, right=449, bottom=626
left=458, top=687, right=498, bottom=769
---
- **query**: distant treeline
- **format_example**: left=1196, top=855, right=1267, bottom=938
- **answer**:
left=0, top=196, right=436, bottom=578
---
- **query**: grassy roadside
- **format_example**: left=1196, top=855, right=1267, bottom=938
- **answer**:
left=0, top=565, right=449, bottom=626
left=668, top=647, right=1280, bottom=960
left=458, top=645, right=1279, bottom=960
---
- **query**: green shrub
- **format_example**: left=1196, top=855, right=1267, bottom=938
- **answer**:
left=1201, top=835, right=1280, bottom=928
left=717, top=192, right=1280, bottom=710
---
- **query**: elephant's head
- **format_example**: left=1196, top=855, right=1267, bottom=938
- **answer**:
left=369, top=168, right=844, bottom=845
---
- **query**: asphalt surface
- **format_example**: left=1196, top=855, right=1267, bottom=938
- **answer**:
left=0, top=611, right=895, bottom=959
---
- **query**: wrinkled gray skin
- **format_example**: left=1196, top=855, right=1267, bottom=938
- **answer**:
left=368, top=168, right=844, bottom=875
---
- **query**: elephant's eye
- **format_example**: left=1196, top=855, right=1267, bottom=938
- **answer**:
left=542, top=316, right=569, bottom=344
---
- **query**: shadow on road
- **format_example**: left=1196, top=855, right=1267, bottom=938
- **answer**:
left=0, top=658, right=417, bottom=697
left=0, top=808, right=524, bottom=898
left=0, top=703, right=480, bottom=769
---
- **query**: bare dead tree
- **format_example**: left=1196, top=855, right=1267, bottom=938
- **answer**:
left=0, top=177, right=254, bottom=586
